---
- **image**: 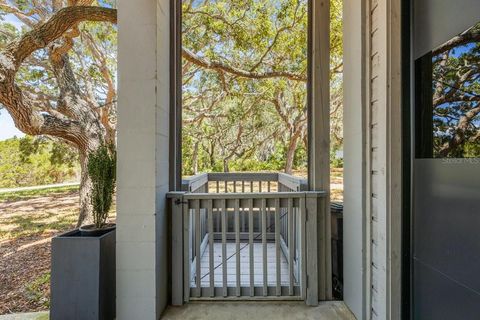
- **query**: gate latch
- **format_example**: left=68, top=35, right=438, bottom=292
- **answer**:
left=174, top=198, right=188, bottom=205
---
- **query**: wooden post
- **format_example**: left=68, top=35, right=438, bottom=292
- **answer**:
left=309, top=0, right=331, bottom=302
left=183, top=198, right=191, bottom=302
left=168, top=192, right=186, bottom=305
left=194, top=200, right=201, bottom=297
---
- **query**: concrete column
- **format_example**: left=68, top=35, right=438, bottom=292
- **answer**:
left=116, top=0, right=170, bottom=319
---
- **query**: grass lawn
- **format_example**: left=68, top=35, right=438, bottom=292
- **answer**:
left=0, top=186, right=79, bottom=314
left=0, top=185, right=79, bottom=203
left=0, top=186, right=116, bottom=315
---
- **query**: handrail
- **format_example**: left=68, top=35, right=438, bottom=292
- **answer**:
left=207, top=172, right=278, bottom=181
left=278, top=173, right=308, bottom=191
left=181, top=172, right=307, bottom=193
left=181, top=173, right=208, bottom=192
left=182, top=191, right=326, bottom=200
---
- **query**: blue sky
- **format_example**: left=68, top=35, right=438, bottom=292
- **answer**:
left=0, top=112, right=23, bottom=140
left=0, top=14, right=24, bottom=141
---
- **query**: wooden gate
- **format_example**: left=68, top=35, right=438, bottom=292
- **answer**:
left=168, top=173, right=325, bottom=305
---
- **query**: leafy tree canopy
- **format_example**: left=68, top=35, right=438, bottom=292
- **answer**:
left=182, top=0, right=343, bottom=175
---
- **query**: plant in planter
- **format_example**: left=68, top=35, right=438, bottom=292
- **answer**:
left=50, top=144, right=117, bottom=320
left=80, top=144, right=117, bottom=235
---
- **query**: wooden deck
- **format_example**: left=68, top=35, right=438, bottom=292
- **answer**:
left=193, top=242, right=293, bottom=287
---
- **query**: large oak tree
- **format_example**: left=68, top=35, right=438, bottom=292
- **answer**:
left=0, top=1, right=117, bottom=226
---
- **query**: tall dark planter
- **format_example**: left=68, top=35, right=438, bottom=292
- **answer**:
left=50, top=228, right=116, bottom=320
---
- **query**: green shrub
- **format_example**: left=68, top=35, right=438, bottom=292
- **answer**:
left=87, top=144, right=116, bottom=229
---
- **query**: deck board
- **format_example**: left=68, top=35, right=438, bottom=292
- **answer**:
left=192, top=242, right=294, bottom=287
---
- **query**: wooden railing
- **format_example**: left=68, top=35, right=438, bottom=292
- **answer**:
left=181, top=172, right=308, bottom=193
left=168, top=173, right=324, bottom=305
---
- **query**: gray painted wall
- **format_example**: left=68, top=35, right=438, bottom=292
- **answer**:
left=117, top=0, right=170, bottom=318
left=412, top=1, right=480, bottom=319
left=413, top=0, right=480, bottom=58
left=343, top=0, right=366, bottom=318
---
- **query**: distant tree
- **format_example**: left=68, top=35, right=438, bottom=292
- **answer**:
left=0, top=136, right=79, bottom=188
left=0, top=1, right=116, bottom=225
left=181, top=0, right=343, bottom=174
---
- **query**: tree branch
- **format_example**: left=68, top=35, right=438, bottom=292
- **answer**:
left=3, top=6, right=117, bottom=71
left=0, top=5, right=116, bottom=150
left=433, top=27, right=480, bottom=56
left=183, top=48, right=307, bottom=82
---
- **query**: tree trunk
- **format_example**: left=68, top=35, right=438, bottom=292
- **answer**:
left=192, top=141, right=199, bottom=174
left=209, top=142, right=216, bottom=168
left=223, top=159, right=229, bottom=172
left=285, top=133, right=301, bottom=174
left=77, top=152, right=94, bottom=227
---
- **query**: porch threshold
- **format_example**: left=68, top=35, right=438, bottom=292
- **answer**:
left=161, top=301, right=356, bottom=320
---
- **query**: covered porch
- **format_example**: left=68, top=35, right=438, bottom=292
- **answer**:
left=116, top=0, right=404, bottom=319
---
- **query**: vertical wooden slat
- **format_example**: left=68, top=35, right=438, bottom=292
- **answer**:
left=183, top=200, right=190, bottom=302
left=222, top=199, right=227, bottom=297
left=249, top=199, right=254, bottom=296
left=275, top=198, right=281, bottom=296
left=216, top=208, right=220, bottom=233
left=241, top=206, right=245, bottom=233
left=207, top=200, right=214, bottom=297
left=288, top=198, right=294, bottom=295
left=267, top=205, right=271, bottom=231
left=259, top=181, right=262, bottom=192
left=268, top=181, right=271, bottom=192
left=194, top=200, right=201, bottom=297
left=233, top=181, right=237, bottom=193
left=305, top=194, right=319, bottom=305
left=250, top=181, right=253, bottom=193
left=300, top=196, right=307, bottom=301
left=224, top=181, right=228, bottom=193
left=216, top=180, right=219, bottom=193
left=241, top=183, right=245, bottom=232
left=262, top=198, right=267, bottom=296
left=235, top=199, right=241, bottom=296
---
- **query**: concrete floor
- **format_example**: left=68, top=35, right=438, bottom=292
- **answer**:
left=0, top=312, right=48, bottom=320
left=161, top=301, right=356, bottom=320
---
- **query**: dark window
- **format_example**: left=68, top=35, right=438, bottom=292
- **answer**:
left=415, top=21, right=480, bottom=158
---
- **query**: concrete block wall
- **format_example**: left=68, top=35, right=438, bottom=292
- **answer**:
left=117, top=0, right=170, bottom=319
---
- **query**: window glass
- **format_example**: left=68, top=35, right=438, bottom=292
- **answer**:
left=416, top=21, right=480, bottom=158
